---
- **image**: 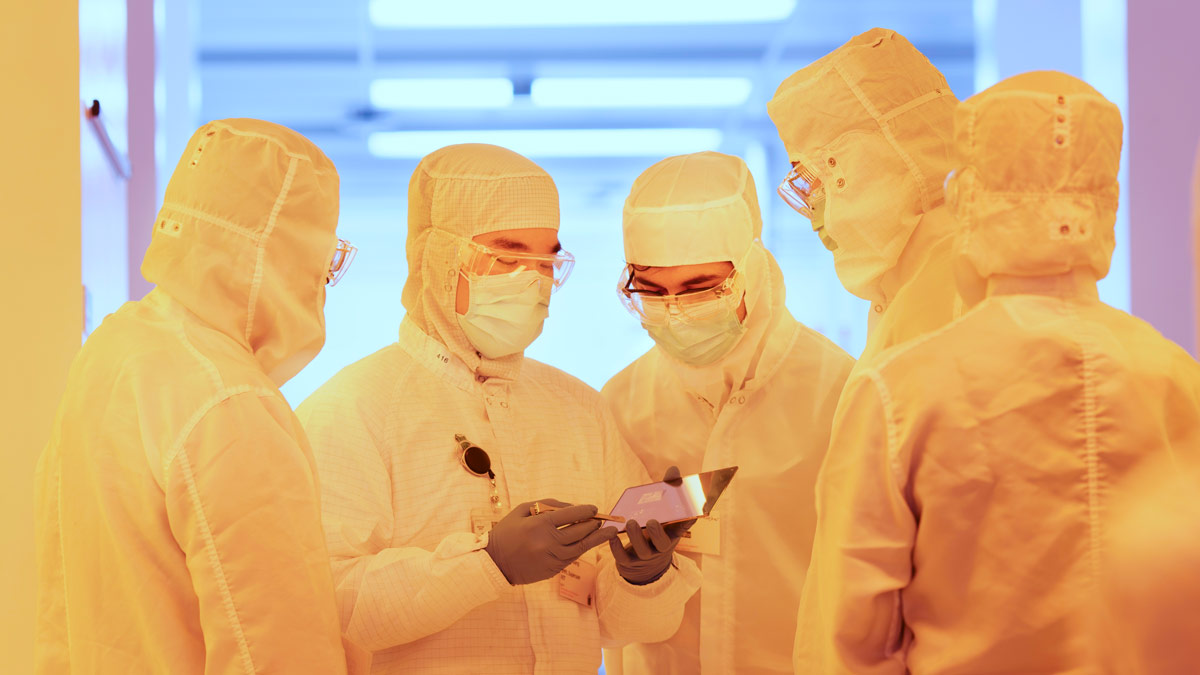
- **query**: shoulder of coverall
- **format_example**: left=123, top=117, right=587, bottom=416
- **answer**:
left=305, top=340, right=413, bottom=407
left=790, top=315, right=857, bottom=370
left=517, top=357, right=611, bottom=417
left=948, top=71, right=1121, bottom=281
left=295, top=342, right=411, bottom=445
left=766, top=27, right=956, bottom=210
left=67, top=303, right=274, bottom=478
left=1088, top=300, right=1200, bottom=387
left=141, top=118, right=340, bottom=372
left=149, top=292, right=301, bottom=392
left=601, top=342, right=663, bottom=400
left=842, top=281, right=979, bottom=392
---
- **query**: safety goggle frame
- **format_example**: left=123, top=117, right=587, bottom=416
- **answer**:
left=778, top=163, right=838, bottom=252
left=454, top=235, right=575, bottom=294
left=777, top=162, right=825, bottom=220
left=327, top=238, right=357, bottom=287
left=617, top=264, right=744, bottom=326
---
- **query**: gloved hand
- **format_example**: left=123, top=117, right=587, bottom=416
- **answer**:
left=484, top=498, right=617, bottom=586
left=610, top=466, right=696, bottom=585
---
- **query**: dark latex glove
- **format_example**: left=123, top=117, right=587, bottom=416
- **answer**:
left=485, top=498, right=617, bottom=586
left=610, top=466, right=696, bottom=585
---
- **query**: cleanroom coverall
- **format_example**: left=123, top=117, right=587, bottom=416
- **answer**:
left=297, top=143, right=702, bottom=675
left=600, top=152, right=853, bottom=674
left=1101, top=459, right=1200, bottom=675
left=35, top=119, right=363, bottom=674
left=794, top=72, right=1200, bottom=674
left=767, top=28, right=962, bottom=361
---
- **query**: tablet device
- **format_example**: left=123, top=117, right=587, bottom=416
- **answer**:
left=608, top=466, right=738, bottom=533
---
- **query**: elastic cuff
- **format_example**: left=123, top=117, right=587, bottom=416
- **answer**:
left=608, top=558, right=678, bottom=598
left=474, top=548, right=513, bottom=591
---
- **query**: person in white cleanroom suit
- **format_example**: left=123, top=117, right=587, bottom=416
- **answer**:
left=767, top=27, right=961, bottom=362
left=297, top=143, right=702, bottom=674
left=35, top=119, right=367, bottom=674
left=601, top=151, right=854, bottom=674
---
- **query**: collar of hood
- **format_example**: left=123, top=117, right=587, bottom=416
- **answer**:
left=876, top=204, right=958, bottom=309
left=400, top=144, right=560, bottom=382
left=140, top=119, right=340, bottom=386
left=986, top=268, right=1101, bottom=301
left=397, top=315, right=484, bottom=392
left=767, top=28, right=958, bottom=304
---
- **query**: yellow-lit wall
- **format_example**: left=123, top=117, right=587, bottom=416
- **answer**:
left=0, top=1, right=81, bottom=669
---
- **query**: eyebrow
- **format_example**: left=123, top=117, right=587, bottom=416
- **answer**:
left=680, top=274, right=724, bottom=287
left=631, top=276, right=669, bottom=292
left=486, top=236, right=531, bottom=252
left=487, top=237, right=563, bottom=255
left=632, top=272, right=725, bottom=293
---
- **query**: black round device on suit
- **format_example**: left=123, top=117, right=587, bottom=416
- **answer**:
left=456, top=434, right=495, bottom=479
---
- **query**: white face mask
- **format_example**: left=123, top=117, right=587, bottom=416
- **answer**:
left=456, top=270, right=550, bottom=359
left=645, top=294, right=746, bottom=367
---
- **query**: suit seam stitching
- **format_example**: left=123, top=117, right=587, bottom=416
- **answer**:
left=159, top=203, right=262, bottom=241
left=865, top=370, right=904, bottom=494
left=1077, top=319, right=1104, bottom=586
left=245, top=156, right=298, bottom=344
left=174, top=321, right=224, bottom=393
left=864, top=368, right=909, bottom=660
left=170, top=436, right=258, bottom=674
left=835, top=62, right=934, bottom=211
left=161, top=386, right=276, bottom=487
left=209, top=121, right=320, bottom=163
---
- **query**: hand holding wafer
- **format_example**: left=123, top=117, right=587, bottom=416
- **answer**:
left=531, top=501, right=626, bottom=523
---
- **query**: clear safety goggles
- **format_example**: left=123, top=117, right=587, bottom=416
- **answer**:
left=777, top=162, right=825, bottom=221
left=777, top=163, right=837, bottom=252
left=454, top=235, right=575, bottom=293
left=618, top=264, right=744, bottom=326
left=326, top=238, right=357, bottom=287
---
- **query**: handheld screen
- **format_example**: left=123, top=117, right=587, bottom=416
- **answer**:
left=608, top=466, right=738, bottom=533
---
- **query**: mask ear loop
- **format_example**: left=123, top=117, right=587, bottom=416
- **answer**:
left=730, top=244, right=755, bottom=299
left=723, top=242, right=766, bottom=324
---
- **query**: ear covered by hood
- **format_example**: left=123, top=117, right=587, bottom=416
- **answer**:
left=947, top=71, right=1122, bottom=288
left=767, top=27, right=958, bottom=304
left=141, top=119, right=340, bottom=386
left=401, top=143, right=561, bottom=379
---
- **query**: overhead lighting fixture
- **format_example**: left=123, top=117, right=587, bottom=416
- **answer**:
left=531, top=77, right=753, bottom=108
left=368, top=128, right=723, bottom=159
left=370, top=0, right=796, bottom=28
left=369, top=78, right=514, bottom=109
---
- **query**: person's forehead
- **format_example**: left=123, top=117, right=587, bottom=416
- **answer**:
left=473, top=227, right=559, bottom=250
left=634, top=260, right=733, bottom=282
